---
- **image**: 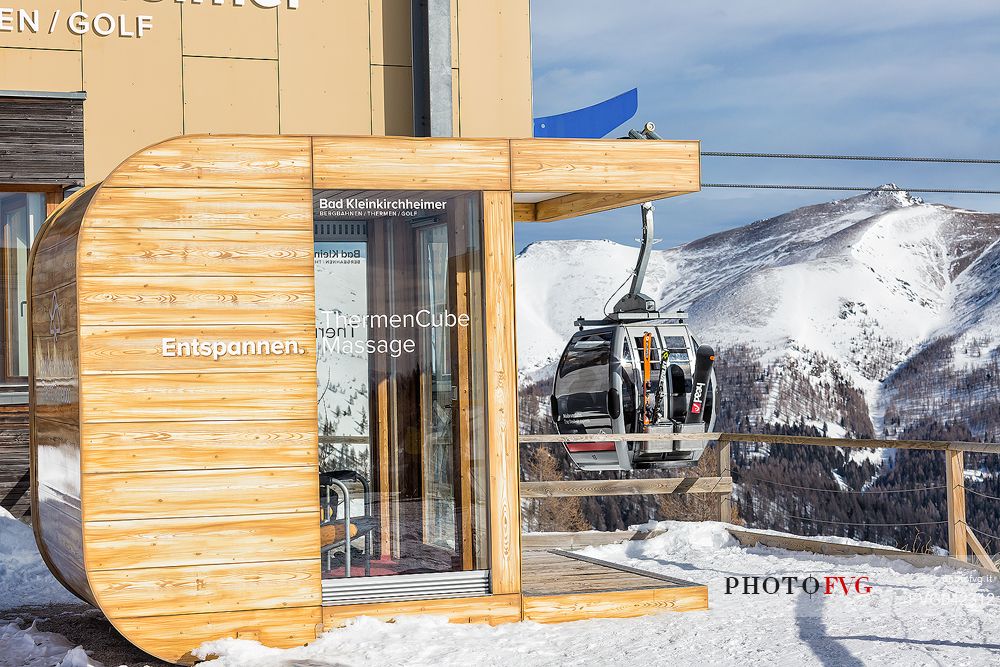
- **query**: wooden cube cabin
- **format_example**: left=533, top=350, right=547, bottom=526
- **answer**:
left=28, top=135, right=706, bottom=664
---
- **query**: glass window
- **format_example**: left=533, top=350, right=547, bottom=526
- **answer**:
left=0, top=192, right=45, bottom=391
left=314, top=190, right=489, bottom=588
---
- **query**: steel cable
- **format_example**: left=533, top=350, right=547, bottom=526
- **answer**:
left=702, top=151, right=1000, bottom=164
left=701, top=183, right=1000, bottom=195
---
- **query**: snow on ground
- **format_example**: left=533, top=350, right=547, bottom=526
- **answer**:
left=194, top=521, right=1000, bottom=667
left=0, top=621, right=100, bottom=667
left=0, top=508, right=101, bottom=667
left=0, top=508, right=78, bottom=609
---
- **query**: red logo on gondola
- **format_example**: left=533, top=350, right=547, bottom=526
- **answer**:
left=690, top=383, right=705, bottom=414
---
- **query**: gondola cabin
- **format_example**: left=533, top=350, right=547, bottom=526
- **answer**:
left=553, top=316, right=717, bottom=471
left=28, top=135, right=705, bottom=664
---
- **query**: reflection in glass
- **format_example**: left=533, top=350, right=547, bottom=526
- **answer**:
left=314, top=191, right=489, bottom=583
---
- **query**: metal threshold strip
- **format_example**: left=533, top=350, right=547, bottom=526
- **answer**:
left=322, top=569, right=491, bottom=606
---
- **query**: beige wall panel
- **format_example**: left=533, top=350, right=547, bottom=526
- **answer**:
left=313, top=136, right=509, bottom=190
left=85, top=512, right=320, bottom=570
left=481, top=191, right=520, bottom=593
left=279, top=0, right=370, bottom=135
left=81, top=0, right=183, bottom=182
left=91, top=559, right=319, bottom=618
left=102, top=137, right=310, bottom=188
left=80, top=325, right=313, bottom=375
left=182, top=58, right=279, bottom=135
left=369, top=0, right=411, bottom=66
left=452, top=66, right=460, bottom=134
left=456, top=0, right=532, bottom=137
left=511, top=139, right=701, bottom=193
left=181, top=3, right=277, bottom=59
left=84, top=188, right=311, bottom=229
left=451, top=0, right=459, bottom=69
left=80, top=371, right=316, bottom=423
left=83, top=466, right=317, bottom=521
left=77, top=275, right=314, bottom=326
left=0, top=47, right=81, bottom=91
left=370, top=64, right=413, bottom=136
left=83, top=419, right=316, bottom=474
left=111, top=606, right=322, bottom=664
left=0, top=1, right=80, bottom=50
left=79, top=228, right=313, bottom=277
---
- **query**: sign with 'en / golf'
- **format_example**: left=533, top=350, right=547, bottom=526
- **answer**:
left=0, top=1, right=301, bottom=39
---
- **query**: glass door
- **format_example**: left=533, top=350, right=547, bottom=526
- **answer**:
left=0, top=192, right=45, bottom=388
left=313, top=190, right=490, bottom=604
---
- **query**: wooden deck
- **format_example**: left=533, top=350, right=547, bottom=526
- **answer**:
left=520, top=549, right=708, bottom=622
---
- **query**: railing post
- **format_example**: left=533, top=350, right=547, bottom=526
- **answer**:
left=718, top=435, right=732, bottom=523
left=945, top=447, right=968, bottom=560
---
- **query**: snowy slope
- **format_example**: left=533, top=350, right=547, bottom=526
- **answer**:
left=190, top=522, right=1000, bottom=666
left=516, top=187, right=1000, bottom=437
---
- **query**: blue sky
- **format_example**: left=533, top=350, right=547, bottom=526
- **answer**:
left=517, top=1, right=1000, bottom=252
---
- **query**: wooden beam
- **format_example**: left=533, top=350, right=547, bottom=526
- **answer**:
left=521, top=585, right=707, bottom=623
left=482, top=191, right=521, bottom=594
left=520, top=476, right=732, bottom=498
left=532, top=191, right=679, bottom=223
left=966, top=524, right=999, bottom=573
left=946, top=449, right=968, bottom=560
left=510, top=139, right=700, bottom=193
left=718, top=437, right=732, bottom=523
left=512, top=202, right=535, bottom=222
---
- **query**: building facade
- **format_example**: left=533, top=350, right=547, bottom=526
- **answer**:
left=0, top=0, right=532, bottom=518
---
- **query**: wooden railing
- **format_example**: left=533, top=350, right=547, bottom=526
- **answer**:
left=519, top=432, right=1000, bottom=571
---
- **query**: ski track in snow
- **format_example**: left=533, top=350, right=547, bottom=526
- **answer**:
left=193, top=522, right=1000, bottom=667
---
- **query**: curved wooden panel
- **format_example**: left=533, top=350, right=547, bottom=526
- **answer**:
left=73, top=149, right=322, bottom=663
left=102, top=135, right=311, bottom=189
left=28, top=184, right=98, bottom=605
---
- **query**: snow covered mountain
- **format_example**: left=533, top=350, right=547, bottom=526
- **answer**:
left=516, top=186, right=1000, bottom=440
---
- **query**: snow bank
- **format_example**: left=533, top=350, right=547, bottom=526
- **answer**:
left=0, top=620, right=101, bottom=667
left=0, top=508, right=78, bottom=609
left=194, top=521, right=1000, bottom=667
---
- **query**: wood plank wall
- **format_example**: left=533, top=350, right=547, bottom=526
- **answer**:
left=0, top=97, right=84, bottom=187
left=77, top=137, right=322, bottom=664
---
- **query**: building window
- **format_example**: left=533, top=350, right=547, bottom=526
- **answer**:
left=0, top=192, right=45, bottom=397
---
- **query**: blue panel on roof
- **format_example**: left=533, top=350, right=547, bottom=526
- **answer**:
left=533, top=88, right=639, bottom=139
